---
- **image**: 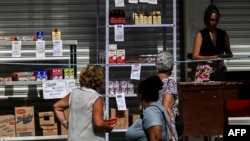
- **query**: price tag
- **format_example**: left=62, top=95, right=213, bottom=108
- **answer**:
left=128, top=0, right=138, bottom=4
left=36, top=40, right=45, bottom=58
left=139, top=0, right=148, bottom=3
left=115, top=93, right=127, bottom=111
left=12, top=41, right=22, bottom=57
left=53, top=40, right=63, bottom=56
left=130, top=64, right=141, bottom=80
left=148, top=0, right=157, bottom=4
left=115, top=0, right=125, bottom=7
left=114, top=24, right=124, bottom=42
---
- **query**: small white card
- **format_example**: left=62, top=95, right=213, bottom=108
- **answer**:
left=130, top=64, right=141, bottom=80
left=115, top=0, right=125, bottom=7
left=36, top=40, right=45, bottom=58
left=148, top=0, right=157, bottom=4
left=139, top=0, right=148, bottom=3
left=129, top=0, right=138, bottom=4
left=115, top=93, right=127, bottom=111
left=53, top=40, right=63, bottom=56
left=12, top=41, right=22, bottom=57
left=114, top=24, right=124, bottom=42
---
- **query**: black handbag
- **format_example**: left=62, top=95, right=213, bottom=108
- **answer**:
left=175, top=114, right=184, bottom=139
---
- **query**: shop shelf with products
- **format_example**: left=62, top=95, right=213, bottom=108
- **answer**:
left=96, top=0, right=177, bottom=140
left=0, top=40, right=77, bottom=140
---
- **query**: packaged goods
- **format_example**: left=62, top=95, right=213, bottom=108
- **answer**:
left=38, top=111, right=55, bottom=125
left=37, top=32, right=44, bottom=40
left=0, top=115, right=16, bottom=137
left=40, top=123, right=58, bottom=136
left=116, top=49, right=125, bottom=64
left=11, top=72, right=36, bottom=81
left=15, top=106, right=35, bottom=137
left=52, top=29, right=61, bottom=41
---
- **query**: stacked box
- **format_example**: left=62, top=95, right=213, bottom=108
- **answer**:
left=15, top=106, right=35, bottom=137
left=110, top=108, right=129, bottom=129
left=0, top=115, right=16, bottom=137
left=38, top=111, right=57, bottom=136
left=40, top=123, right=58, bottom=136
left=39, top=111, right=55, bottom=125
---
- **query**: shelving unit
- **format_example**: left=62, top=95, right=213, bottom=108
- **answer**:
left=0, top=40, right=77, bottom=140
left=97, top=0, right=177, bottom=141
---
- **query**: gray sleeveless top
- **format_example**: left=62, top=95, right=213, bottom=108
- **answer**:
left=68, top=87, right=105, bottom=141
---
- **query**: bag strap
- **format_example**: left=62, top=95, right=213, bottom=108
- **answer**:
left=142, top=104, right=173, bottom=141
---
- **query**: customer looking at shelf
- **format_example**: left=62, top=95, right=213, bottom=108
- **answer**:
left=192, top=4, right=233, bottom=82
left=126, top=75, right=170, bottom=141
left=53, top=65, right=116, bottom=141
left=156, top=51, right=180, bottom=141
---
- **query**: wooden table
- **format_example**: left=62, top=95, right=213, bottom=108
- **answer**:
left=178, top=81, right=242, bottom=141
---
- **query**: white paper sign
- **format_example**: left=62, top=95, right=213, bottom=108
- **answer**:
left=130, top=64, right=141, bottom=80
left=115, top=93, right=127, bottom=111
left=36, top=40, right=45, bottom=58
left=129, top=0, right=138, bottom=4
left=115, top=0, right=125, bottom=7
left=53, top=40, right=63, bottom=56
left=12, top=41, right=22, bottom=57
left=65, top=79, right=76, bottom=93
left=114, top=24, right=124, bottom=42
left=139, top=0, right=148, bottom=3
left=148, top=0, right=157, bottom=4
left=42, top=80, right=68, bottom=99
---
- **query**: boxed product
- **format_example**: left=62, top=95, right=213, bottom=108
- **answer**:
left=64, top=68, right=74, bottom=80
left=110, top=108, right=129, bottom=129
left=52, top=28, right=61, bottom=41
left=15, top=106, right=35, bottom=137
left=38, top=111, right=55, bottom=125
left=45, top=68, right=63, bottom=80
left=109, top=44, right=117, bottom=64
left=116, top=49, right=125, bottom=64
left=134, top=12, right=144, bottom=25
left=40, top=123, right=58, bottom=136
left=152, top=11, right=161, bottom=24
left=143, top=12, right=152, bottom=24
left=0, top=115, right=16, bottom=137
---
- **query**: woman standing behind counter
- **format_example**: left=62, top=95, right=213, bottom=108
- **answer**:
left=192, top=4, right=233, bottom=82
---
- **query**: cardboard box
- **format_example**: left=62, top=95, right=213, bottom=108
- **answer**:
left=60, top=108, right=69, bottom=135
left=143, top=12, right=152, bottom=24
left=116, top=49, right=125, bottom=64
left=152, top=11, right=161, bottom=24
left=38, top=111, right=55, bottom=125
left=110, top=108, right=129, bottom=129
left=134, top=13, right=144, bottom=25
left=40, top=123, right=58, bottom=136
left=15, top=106, right=35, bottom=137
left=0, top=115, right=16, bottom=137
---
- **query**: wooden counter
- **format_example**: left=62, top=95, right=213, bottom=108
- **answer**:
left=178, top=81, right=243, bottom=140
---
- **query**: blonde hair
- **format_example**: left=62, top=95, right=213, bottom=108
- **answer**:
left=79, top=65, right=104, bottom=90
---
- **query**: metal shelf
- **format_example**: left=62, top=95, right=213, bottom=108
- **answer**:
left=0, top=135, right=67, bottom=141
left=0, top=40, right=77, bottom=46
left=108, top=24, right=175, bottom=28
left=108, top=63, right=155, bottom=67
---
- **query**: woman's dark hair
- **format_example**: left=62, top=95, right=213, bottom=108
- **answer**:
left=138, top=76, right=163, bottom=102
left=203, top=4, right=220, bottom=26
